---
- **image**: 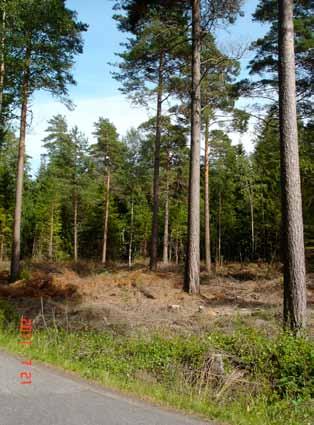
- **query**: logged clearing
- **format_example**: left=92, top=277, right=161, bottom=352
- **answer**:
left=0, top=261, right=313, bottom=335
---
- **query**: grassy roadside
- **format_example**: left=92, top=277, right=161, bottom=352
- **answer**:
left=0, top=300, right=313, bottom=425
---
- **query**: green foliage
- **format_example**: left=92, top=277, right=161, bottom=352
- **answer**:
left=249, top=0, right=314, bottom=117
left=19, top=267, right=31, bottom=280
left=0, top=299, right=18, bottom=330
left=112, top=0, right=189, bottom=106
left=210, top=328, right=314, bottom=400
left=0, top=324, right=312, bottom=425
left=8, top=0, right=88, bottom=99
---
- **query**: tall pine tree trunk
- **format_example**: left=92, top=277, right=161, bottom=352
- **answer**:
left=10, top=57, right=30, bottom=282
left=184, top=0, right=201, bottom=294
left=204, top=115, right=211, bottom=273
left=73, top=192, right=78, bottom=262
left=150, top=51, right=164, bottom=271
left=278, top=0, right=306, bottom=332
left=102, top=170, right=110, bottom=264
left=162, top=172, right=169, bottom=264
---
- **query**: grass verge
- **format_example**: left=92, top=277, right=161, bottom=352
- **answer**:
left=0, top=300, right=313, bottom=425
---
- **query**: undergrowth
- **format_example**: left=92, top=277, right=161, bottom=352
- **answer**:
left=0, top=299, right=313, bottom=425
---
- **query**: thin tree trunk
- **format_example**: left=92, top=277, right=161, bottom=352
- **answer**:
left=10, top=55, right=30, bottom=282
left=73, top=192, right=78, bottom=262
left=278, top=0, right=306, bottom=332
left=175, top=239, right=179, bottom=265
left=184, top=0, right=201, bottom=294
left=102, top=170, right=110, bottom=264
left=143, top=238, right=147, bottom=258
left=169, top=234, right=172, bottom=263
left=128, top=196, right=134, bottom=268
left=48, top=205, right=54, bottom=261
left=150, top=51, right=164, bottom=272
left=162, top=173, right=169, bottom=264
left=32, top=233, right=37, bottom=259
left=204, top=115, right=211, bottom=273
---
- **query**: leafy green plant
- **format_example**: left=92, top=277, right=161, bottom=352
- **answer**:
left=0, top=300, right=19, bottom=330
left=210, top=328, right=314, bottom=400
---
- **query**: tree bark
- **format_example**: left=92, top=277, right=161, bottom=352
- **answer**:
left=204, top=115, right=211, bottom=273
left=278, top=0, right=307, bottom=332
left=184, top=0, right=201, bottom=294
left=10, top=54, right=30, bottom=282
left=162, top=173, right=169, bottom=264
left=143, top=238, right=147, bottom=258
left=32, top=232, right=37, bottom=259
left=102, top=170, right=110, bottom=264
left=169, top=234, right=172, bottom=263
left=149, top=52, right=164, bottom=271
left=175, top=239, right=179, bottom=265
left=73, top=192, right=78, bottom=262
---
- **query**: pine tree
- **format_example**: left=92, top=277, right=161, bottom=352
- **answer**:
left=248, top=0, right=313, bottom=118
left=9, top=0, right=87, bottom=281
left=278, top=0, right=306, bottom=332
left=113, top=0, right=188, bottom=271
left=91, top=118, right=124, bottom=264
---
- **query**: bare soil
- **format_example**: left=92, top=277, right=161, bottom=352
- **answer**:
left=0, top=261, right=313, bottom=335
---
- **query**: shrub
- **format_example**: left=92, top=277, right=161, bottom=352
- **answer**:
left=0, top=299, right=19, bottom=330
left=210, top=328, right=314, bottom=400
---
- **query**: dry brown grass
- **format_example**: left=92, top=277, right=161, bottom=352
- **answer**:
left=0, top=261, right=313, bottom=335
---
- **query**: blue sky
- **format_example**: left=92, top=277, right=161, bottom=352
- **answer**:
left=27, top=0, right=269, bottom=171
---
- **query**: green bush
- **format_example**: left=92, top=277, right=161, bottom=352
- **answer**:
left=210, top=328, right=314, bottom=400
left=0, top=299, right=19, bottom=330
left=19, top=269, right=31, bottom=280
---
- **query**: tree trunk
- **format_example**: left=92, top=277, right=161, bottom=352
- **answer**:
left=278, top=0, right=307, bottom=332
left=48, top=205, right=54, bottom=261
left=128, top=196, right=134, bottom=268
left=184, top=0, right=201, bottom=294
left=162, top=174, right=169, bottom=264
left=10, top=56, right=30, bottom=282
left=143, top=238, right=147, bottom=258
left=32, top=233, right=37, bottom=259
left=204, top=115, right=211, bottom=273
left=175, top=239, right=179, bottom=265
left=102, top=170, right=110, bottom=264
left=150, top=51, right=164, bottom=271
left=169, top=234, right=172, bottom=263
left=73, top=192, right=78, bottom=262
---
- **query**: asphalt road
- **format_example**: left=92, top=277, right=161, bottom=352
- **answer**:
left=0, top=351, right=211, bottom=425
